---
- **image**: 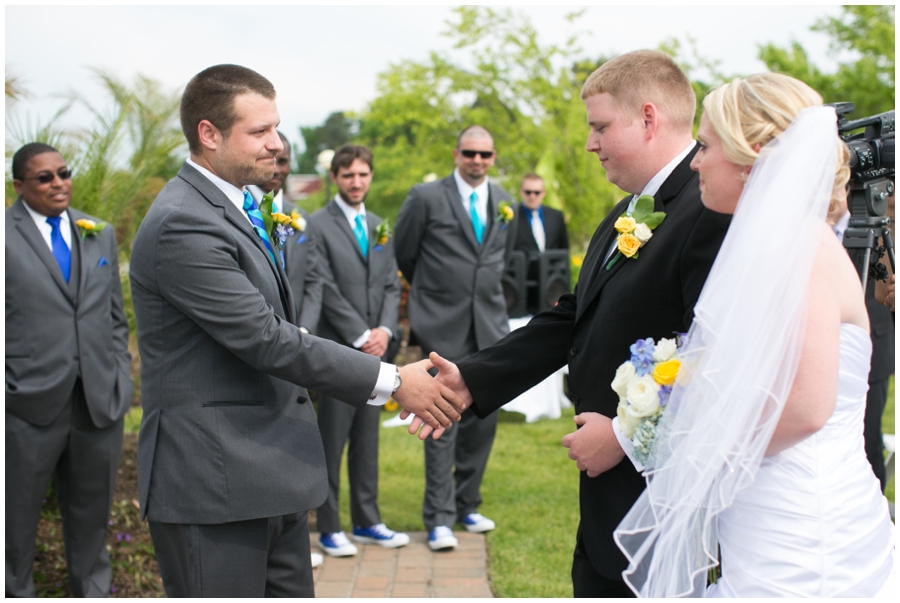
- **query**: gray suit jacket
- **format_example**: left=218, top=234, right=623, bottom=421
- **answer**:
left=309, top=201, right=401, bottom=352
left=395, top=174, right=513, bottom=357
left=5, top=198, right=132, bottom=428
left=129, top=162, right=382, bottom=524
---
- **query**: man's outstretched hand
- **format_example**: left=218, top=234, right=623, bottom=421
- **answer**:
left=561, top=412, right=625, bottom=477
left=392, top=358, right=465, bottom=435
left=403, top=352, right=473, bottom=440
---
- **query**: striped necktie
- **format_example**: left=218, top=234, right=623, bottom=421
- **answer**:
left=353, top=214, right=369, bottom=258
left=242, top=191, right=277, bottom=266
left=469, top=191, right=484, bottom=244
left=46, top=216, right=71, bottom=282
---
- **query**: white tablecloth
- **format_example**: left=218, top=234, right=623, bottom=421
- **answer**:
left=500, top=316, right=571, bottom=423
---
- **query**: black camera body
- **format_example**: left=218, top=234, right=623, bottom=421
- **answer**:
left=828, top=103, right=895, bottom=287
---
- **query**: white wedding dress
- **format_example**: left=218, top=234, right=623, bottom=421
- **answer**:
left=708, top=324, right=894, bottom=597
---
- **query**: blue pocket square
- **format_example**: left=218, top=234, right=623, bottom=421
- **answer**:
left=97, top=256, right=109, bottom=267
left=295, top=234, right=307, bottom=244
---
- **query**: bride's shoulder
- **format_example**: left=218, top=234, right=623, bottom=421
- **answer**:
left=813, top=223, right=869, bottom=330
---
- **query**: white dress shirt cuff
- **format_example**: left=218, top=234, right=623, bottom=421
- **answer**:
left=352, top=329, right=372, bottom=349
left=368, top=362, right=397, bottom=406
left=612, top=415, right=645, bottom=472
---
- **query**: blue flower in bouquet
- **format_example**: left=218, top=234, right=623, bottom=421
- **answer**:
left=658, top=385, right=673, bottom=407
left=274, top=223, right=295, bottom=246
left=630, top=337, right=656, bottom=376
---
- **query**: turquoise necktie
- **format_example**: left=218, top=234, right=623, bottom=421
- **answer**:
left=46, top=216, right=71, bottom=283
left=469, top=191, right=484, bottom=244
left=242, top=191, right=277, bottom=266
left=354, top=214, right=368, bottom=258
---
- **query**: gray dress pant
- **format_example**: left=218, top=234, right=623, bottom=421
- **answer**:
left=315, top=395, right=382, bottom=533
left=422, top=334, right=498, bottom=531
left=5, top=380, right=123, bottom=597
left=149, top=511, right=314, bottom=597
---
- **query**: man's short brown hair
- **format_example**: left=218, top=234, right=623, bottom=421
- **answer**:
left=520, top=172, right=543, bottom=187
left=180, top=64, right=276, bottom=155
left=330, top=144, right=373, bottom=175
left=580, top=50, right=696, bottom=133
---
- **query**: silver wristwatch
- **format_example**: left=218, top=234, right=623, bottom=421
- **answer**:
left=392, top=368, right=402, bottom=394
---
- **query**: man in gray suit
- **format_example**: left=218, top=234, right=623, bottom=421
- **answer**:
left=246, top=131, right=322, bottom=334
left=394, top=126, right=513, bottom=551
left=311, top=144, right=409, bottom=557
left=6, top=143, right=133, bottom=597
left=129, top=64, right=464, bottom=597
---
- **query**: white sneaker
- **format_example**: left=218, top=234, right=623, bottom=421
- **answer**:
left=428, top=526, right=458, bottom=551
left=318, top=531, right=358, bottom=557
left=311, top=552, right=324, bottom=568
left=462, top=512, right=496, bottom=533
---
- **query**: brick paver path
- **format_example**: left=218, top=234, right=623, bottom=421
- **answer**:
left=311, top=531, right=493, bottom=598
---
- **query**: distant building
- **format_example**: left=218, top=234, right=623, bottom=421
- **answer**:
left=285, top=175, right=323, bottom=201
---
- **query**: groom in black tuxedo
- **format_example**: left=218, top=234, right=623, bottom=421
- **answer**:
left=424, top=50, right=732, bottom=596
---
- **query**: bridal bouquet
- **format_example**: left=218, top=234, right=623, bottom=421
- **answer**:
left=612, top=336, right=683, bottom=465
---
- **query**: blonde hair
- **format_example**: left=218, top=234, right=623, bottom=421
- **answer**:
left=581, top=50, right=696, bottom=133
left=702, top=72, right=850, bottom=209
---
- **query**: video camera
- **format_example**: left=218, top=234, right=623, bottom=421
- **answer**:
left=830, top=102, right=895, bottom=290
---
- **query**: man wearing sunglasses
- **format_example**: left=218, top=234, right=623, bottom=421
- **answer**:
left=514, top=173, right=570, bottom=314
left=395, top=125, right=514, bottom=551
left=6, top=143, right=133, bottom=597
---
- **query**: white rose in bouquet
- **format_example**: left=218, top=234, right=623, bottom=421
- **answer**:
left=611, top=361, right=637, bottom=398
left=652, top=338, right=678, bottom=362
left=617, top=400, right=642, bottom=439
left=626, top=375, right=661, bottom=417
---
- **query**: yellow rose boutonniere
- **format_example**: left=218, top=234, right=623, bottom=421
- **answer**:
left=374, top=220, right=391, bottom=251
left=606, top=195, right=667, bottom=270
left=75, top=219, right=107, bottom=239
left=497, top=201, right=514, bottom=226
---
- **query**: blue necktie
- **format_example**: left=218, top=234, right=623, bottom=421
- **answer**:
left=469, top=191, right=484, bottom=244
left=242, top=191, right=277, bottom=266
left=46, top=216, right=71, bottom=283
left=354, top=214, right=369, bottom=258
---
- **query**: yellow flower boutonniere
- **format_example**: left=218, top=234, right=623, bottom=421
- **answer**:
left=75, top=219, right=107, bottom=239
left=497, top=201, right=514, bottom=227
left=374, top=220, right=391, bottom=251
left=606, top=195, right=666, bottom=270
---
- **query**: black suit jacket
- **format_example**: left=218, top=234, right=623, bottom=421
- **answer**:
left=513, top=204, right=569, bottom=254
left=457, top=146, right=731, bottom=580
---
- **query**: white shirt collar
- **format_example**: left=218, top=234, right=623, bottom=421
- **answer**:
left=639, top=141, right=697, bottom=199
left=22, top=199, right=72, bottom=250
left=333, top=194, right=366, bottom=229
left=453, top=168, right=489, bottom=203
left=186, top=157, right=248, bottom=219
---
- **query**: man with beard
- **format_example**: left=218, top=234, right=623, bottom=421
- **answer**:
left=129, top=64, right=465, bottom=596
left=309, top=144, right=409, bottom=557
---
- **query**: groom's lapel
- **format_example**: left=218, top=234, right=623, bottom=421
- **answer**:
left=575, top=197, right=632, bottom=323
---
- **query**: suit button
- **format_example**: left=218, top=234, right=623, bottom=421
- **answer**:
left=569, top=346, right=577, bottom=357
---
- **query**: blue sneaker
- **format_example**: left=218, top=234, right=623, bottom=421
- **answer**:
left=428, top=526, right=458, bottom=551
left=462, top=512, right=496, bottom=533
left=352, top=523, right=410, bottom=548
left=318, top=531, right=358, bottom=557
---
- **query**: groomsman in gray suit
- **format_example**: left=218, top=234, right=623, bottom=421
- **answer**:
left=395, top=126, right=513, bottom=550
left=310, top=144, right=409, bottom=557
left=245, top=131, right=322, bottom=334
left=129, top=64, right=464, bottom=597
left=6, top=143, right=133, bottom=597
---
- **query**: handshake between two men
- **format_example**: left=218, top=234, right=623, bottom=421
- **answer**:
left=399, top=353, right=626, bottom=479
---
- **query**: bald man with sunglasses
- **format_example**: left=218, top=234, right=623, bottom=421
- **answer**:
left=6, top=143, right=133, bottom=597
left=395, top=125, right=515, bottom=550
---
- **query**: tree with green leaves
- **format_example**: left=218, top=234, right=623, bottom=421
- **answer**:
left=295, top=111, right=356, bottom=173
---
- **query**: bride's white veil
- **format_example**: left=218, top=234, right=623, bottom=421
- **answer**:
left=613, top=106, right=840, bottom=597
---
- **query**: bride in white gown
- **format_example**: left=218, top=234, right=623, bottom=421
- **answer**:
left=613, top=73, right=894, bottom=597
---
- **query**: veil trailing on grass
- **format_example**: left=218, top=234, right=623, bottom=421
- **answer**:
left=613, top=107, right=839, bottom=597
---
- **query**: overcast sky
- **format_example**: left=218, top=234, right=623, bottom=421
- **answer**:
left=6, top=3, right=846, bottom=155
